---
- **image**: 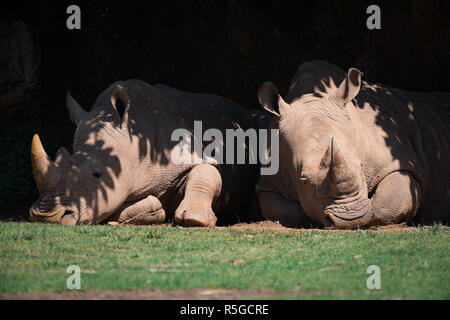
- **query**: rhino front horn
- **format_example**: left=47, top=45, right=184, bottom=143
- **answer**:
left=328, top=137, right=358, bottom=191
left=31, top=134, right=60, bottom=193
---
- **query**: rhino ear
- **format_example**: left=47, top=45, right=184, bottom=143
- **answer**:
left=257, top=81, right=291, bottom=117
left=111, top=84, right=131, bottom=124
left=336, top=68, right=362, bottom=104
left=66, top=91, right=87, bottom=126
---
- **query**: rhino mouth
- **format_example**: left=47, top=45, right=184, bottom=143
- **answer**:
left=325, top=197, right=372, bottom=221
left=29, top=198, right=81, bottom=225
left=324, top=195, right=377, bottom=229
left=29, top=200, right=66, bottom=223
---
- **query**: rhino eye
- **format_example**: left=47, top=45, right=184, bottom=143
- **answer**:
left=92, top=171, right=102, bottom=178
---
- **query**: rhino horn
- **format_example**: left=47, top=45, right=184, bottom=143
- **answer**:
left=66, top=91, right=87, bottom=126
left=328, top=137, right=358, bottom=190
left=31, top=134, right=60, bottom=193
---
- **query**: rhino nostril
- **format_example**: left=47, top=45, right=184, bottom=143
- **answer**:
left=61, top=209, right=77, bottom=225
left=62, top=210, right=74, bottom=218
left=92, top=171, right=102, bottom=178
left=323, top=216, right=334, bottom=228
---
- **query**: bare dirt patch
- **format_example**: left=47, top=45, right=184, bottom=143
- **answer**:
left=0, top=288, right=303, bottom=300
left=226, top=221, right=449, bottom=233
left=148, top=220, right=443, bottom=234
left=2, top=214, right=446, bottom=235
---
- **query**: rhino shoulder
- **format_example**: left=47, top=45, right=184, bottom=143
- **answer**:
left=154, top=84, right=240, bottom=109
left=153, top=83, right=189, bottom=100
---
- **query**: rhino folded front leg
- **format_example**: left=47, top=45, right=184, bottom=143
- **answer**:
left=108, top=195, right=166, bottom=225
left=174, top=164, right=221, bottom=227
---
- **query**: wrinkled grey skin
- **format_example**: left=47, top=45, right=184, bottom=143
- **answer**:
left=30, top=79, right=268, bottom=226
left=256, top=60, right=450, bottom=229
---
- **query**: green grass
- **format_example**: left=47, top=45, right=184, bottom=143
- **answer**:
left=0, top=222, right=449, bottom=299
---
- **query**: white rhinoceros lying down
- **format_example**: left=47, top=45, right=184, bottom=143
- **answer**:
left=256, top=60, right=450, bottom=229
left=29, top=79, right=268, bottom=226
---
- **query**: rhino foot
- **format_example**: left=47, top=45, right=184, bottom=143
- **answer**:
left=174, top=164, right=222, bottom=227
left=174, top=197, right=217, bottom=227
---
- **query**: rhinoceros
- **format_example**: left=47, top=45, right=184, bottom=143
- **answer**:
left=256, top=60, right=450, bottom=229
left=29, top=79, right=268, bottom=226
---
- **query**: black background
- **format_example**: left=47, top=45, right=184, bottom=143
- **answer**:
left=1, top=0, right=449, bottom=216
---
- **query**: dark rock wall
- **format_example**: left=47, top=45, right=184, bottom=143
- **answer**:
left=3, top=0, right=449, bottom=123
left=0, top=20, right=40, bottom=116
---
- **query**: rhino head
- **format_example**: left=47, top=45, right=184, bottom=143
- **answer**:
left=29, top=85, right=134, bottom=225
left=258, top=68, right=378, bottom=228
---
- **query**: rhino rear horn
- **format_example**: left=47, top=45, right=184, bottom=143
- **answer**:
left=31, top=134, right=60, bottom=193
left=55, top=147, right=71, bottom=167
left=66, top=91, right=87, bottom=126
